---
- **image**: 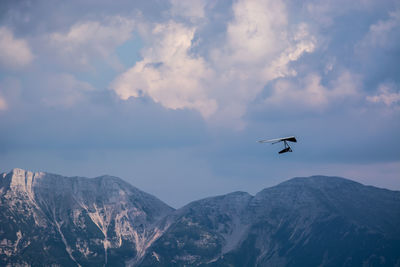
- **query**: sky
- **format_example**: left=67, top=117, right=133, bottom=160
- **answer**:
left=0, top=0, right=399, bottom=208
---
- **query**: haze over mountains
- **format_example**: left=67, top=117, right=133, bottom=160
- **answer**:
left=1, top=168, right=400, bottom=266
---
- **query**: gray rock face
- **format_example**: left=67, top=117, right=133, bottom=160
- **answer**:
left=0, top=168, right=173, bottom=266
left=141, top=176, right=400, bottom=267
left=1, top=170, right=400, bottom=266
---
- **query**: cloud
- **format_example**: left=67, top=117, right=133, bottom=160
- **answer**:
left=48, top=16, right=135, bottom=70
left=305, top=0, right=380, bottom=27
left=263, top=23, right=316, bottom=80
left=265, top=71, right=361, bottom=110
left=111, top=0, right=316, bottom=127
left=0, top=26, right=33, bottom=69
left=111, top=21, right=218, bottom=118
left=367, top=83, right=400, bottom=107
left=169, top=0, right=206, bottom=21
left=358, top=9, right=400, bottom=49
left=222, top=0, right=288, bottom=65
left=41, top=74, right=95, bottom=107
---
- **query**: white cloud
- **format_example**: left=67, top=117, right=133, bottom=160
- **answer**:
left=49, top=16, right=134, bottom=70
left=208, top=0, right=316, bottom=126
left=265, top=71, right=361, bottom=110
left=0, top=27, right=34, bottom=70
left=356, top=9, right=400, bottom=62
left=359, top=9, right=400, bottom=49
left=111, top=0, right=316, bottom=127
left=268, top=74, right=328, bottom=109
left=222, top=0, right=288, bottom=66
left=41, top=74, right=95, bottom=107
left=112, top=21, right=217, bottom=118
left=367, top=83, right=400, bottom=106
left=263, top=23, right=316, bottom=80
left=330, top=71, right=361, bottom=98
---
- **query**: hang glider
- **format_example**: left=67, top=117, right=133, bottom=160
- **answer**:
left=258, top=136, right=297, bottom=154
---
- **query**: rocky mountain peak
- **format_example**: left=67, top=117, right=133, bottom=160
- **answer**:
left=0, top=168, right=42, bottom=198
left=0, top=168, right=174, bottom=266
left=1, top=170, right=399, bottom=266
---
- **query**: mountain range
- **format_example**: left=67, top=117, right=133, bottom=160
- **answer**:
left=1, top=168, right=399, bottom=266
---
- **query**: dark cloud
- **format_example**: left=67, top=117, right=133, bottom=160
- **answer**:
left=0, top=89, right=207, bottom=152
left=0, top=0, right=170, bottom=35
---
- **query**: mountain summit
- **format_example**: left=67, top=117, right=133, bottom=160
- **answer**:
left=0, top=168, right=173, bottom=266
left=1, top=169, right=399, bottom=266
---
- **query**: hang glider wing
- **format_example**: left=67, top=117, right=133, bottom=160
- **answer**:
left=257, top=136, right=297, bottom=144
left=258, top=136, right=297, bottom=154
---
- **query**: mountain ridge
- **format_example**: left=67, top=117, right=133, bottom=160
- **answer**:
left=1, top=168, right=174, bottom=266
left=1, top=168, right=400, bottom=266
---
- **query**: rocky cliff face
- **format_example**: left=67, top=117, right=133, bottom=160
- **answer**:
left=140, top=176, right=400, bottom=267
left=0, top=168, right=173, bottom=266
left=1, top=169, right=400, bottom=267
